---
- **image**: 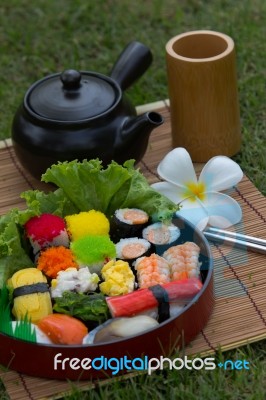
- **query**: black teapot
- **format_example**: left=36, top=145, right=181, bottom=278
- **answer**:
left=11, top=41, right=164, bottom=179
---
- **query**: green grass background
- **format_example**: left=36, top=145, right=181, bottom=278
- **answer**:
left=0, top=0, right=265, bottom=398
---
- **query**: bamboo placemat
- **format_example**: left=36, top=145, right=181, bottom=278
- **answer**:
left=0, top=101, right=266, bottom=400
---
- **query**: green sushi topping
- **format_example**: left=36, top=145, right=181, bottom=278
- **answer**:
left=71, top=235, right=116, bottom=265
left=53, top=291, right=110, bottom=323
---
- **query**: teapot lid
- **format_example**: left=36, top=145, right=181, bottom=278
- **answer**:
left=25, top=69, right=121, bottom=122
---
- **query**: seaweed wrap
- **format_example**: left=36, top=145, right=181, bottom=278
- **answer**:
left=110, top=208, right=149, bottom=242
left=8, top=268, right=53, bottom=323
left=142, top=222, right=180, bottom=254
left=115, top=237, right=152, bottom=266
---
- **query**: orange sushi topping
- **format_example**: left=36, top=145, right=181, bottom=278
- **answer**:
left=38, top=313, right=88, bottom=345
left=37, top=246, right=78, bottom=278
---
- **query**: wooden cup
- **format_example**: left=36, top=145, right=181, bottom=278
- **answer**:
left=166, top=30, right=241, bottom=161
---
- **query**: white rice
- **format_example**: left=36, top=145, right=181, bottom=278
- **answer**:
left=116, top=237, right=151, bottom=259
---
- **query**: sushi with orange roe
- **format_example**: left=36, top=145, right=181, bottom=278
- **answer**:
left=134, top=253, right=170, bottom=288
left=24, top=213, right=69, bottom=256
left=37, top=246, right=78, bottom=279
left=163, top=242, right=201, bottom=281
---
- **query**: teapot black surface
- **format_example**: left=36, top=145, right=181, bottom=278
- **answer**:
left=11, top=41, right=164, bottom=180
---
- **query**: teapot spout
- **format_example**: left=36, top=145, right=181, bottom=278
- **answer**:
left=115, top=111, right=164, bottom=164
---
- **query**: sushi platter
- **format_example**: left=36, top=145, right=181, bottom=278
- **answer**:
left=0, top=159, right=214, bottom=380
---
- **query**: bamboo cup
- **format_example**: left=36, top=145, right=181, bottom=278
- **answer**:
left=166, top=30, right=241, bottom=161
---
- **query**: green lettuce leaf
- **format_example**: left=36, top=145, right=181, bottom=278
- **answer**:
left=0, top=211, right=34, bottom=288
left=0, top=158, right=178, bottom=288
left=42, top=159, right=178, bottom=220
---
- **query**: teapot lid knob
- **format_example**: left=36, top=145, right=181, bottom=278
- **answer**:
left=60, top=69, right=81, bottom=89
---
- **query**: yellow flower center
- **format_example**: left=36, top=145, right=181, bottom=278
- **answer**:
left=183, top=181, right=206, bottom=202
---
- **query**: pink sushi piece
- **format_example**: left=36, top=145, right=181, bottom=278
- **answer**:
left=106, top=278, right=203, bottom=318
left=24, top=213, right=69, bottom=254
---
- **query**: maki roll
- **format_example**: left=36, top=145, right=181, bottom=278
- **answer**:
left=116, top=237, right=151, bottom=266
left=110, top=208, right=149, bottom=242
left=24, top=213, right=69, bottom=256
left=142, top=222, right=180, bottom=254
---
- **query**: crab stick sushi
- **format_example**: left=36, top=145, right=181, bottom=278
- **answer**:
left=142, top=222, right=180, bottom=254
left=24, top=213, right=69, bottom=256
left=134, top=253, right=170, bottom=288
left=106, top=278, right=203, bottom=322
left=163, top=242, right=201, bottom=280
left=110, top=208, right=149, bottom=242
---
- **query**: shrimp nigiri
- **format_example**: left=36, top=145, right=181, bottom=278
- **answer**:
left=134, top=253, right=170, bottom=288
left=163, top=242, right=201, bottom=281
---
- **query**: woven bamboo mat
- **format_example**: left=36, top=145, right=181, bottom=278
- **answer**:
left=0, top=101, right=266, bottom=400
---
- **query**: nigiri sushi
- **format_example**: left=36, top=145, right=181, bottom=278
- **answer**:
left=37, top=313, right=88, bottom=345
left=8, top=268, right=53, bottom=323
left=83, top=315, right=159, bottom=344
left=99, top=260, right=135, bottom=296
left=24, top=213, right=69, bottom=255
left=50, top=267, right=100, bottom=298
left=163, top=242, right=201, bottom=280
left=106, top=278, right=203, bottom=322
left=134, top=253, right=171, bottom=288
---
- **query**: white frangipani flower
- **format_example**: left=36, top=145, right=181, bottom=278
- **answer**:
left=151, top=148, right=243, bottom=231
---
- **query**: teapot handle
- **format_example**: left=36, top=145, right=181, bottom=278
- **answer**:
left=110, top=41, right=152, bottom=91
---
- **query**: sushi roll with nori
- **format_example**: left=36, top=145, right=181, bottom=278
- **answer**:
left=116, top=237, right=152, bottom=266
left=110, top=208, right=149, bottom=242
left=142, top=222, right=181, bottom=255
left=24, top=213, right=69, bottom=256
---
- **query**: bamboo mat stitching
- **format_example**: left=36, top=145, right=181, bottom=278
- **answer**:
left=200, top=329, right=217, bottom=353
left=215, top=241, right=266, bottom=327
left=234, top=186, right=266, bottom=224
left=18, top=373, right=34, bottom=400
left=140, top=152, right=266, bottom=348
left=3, top=139, right=35, bottom=190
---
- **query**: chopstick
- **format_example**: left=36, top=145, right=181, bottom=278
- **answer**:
left=204, top=227, right=266, bottom=255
